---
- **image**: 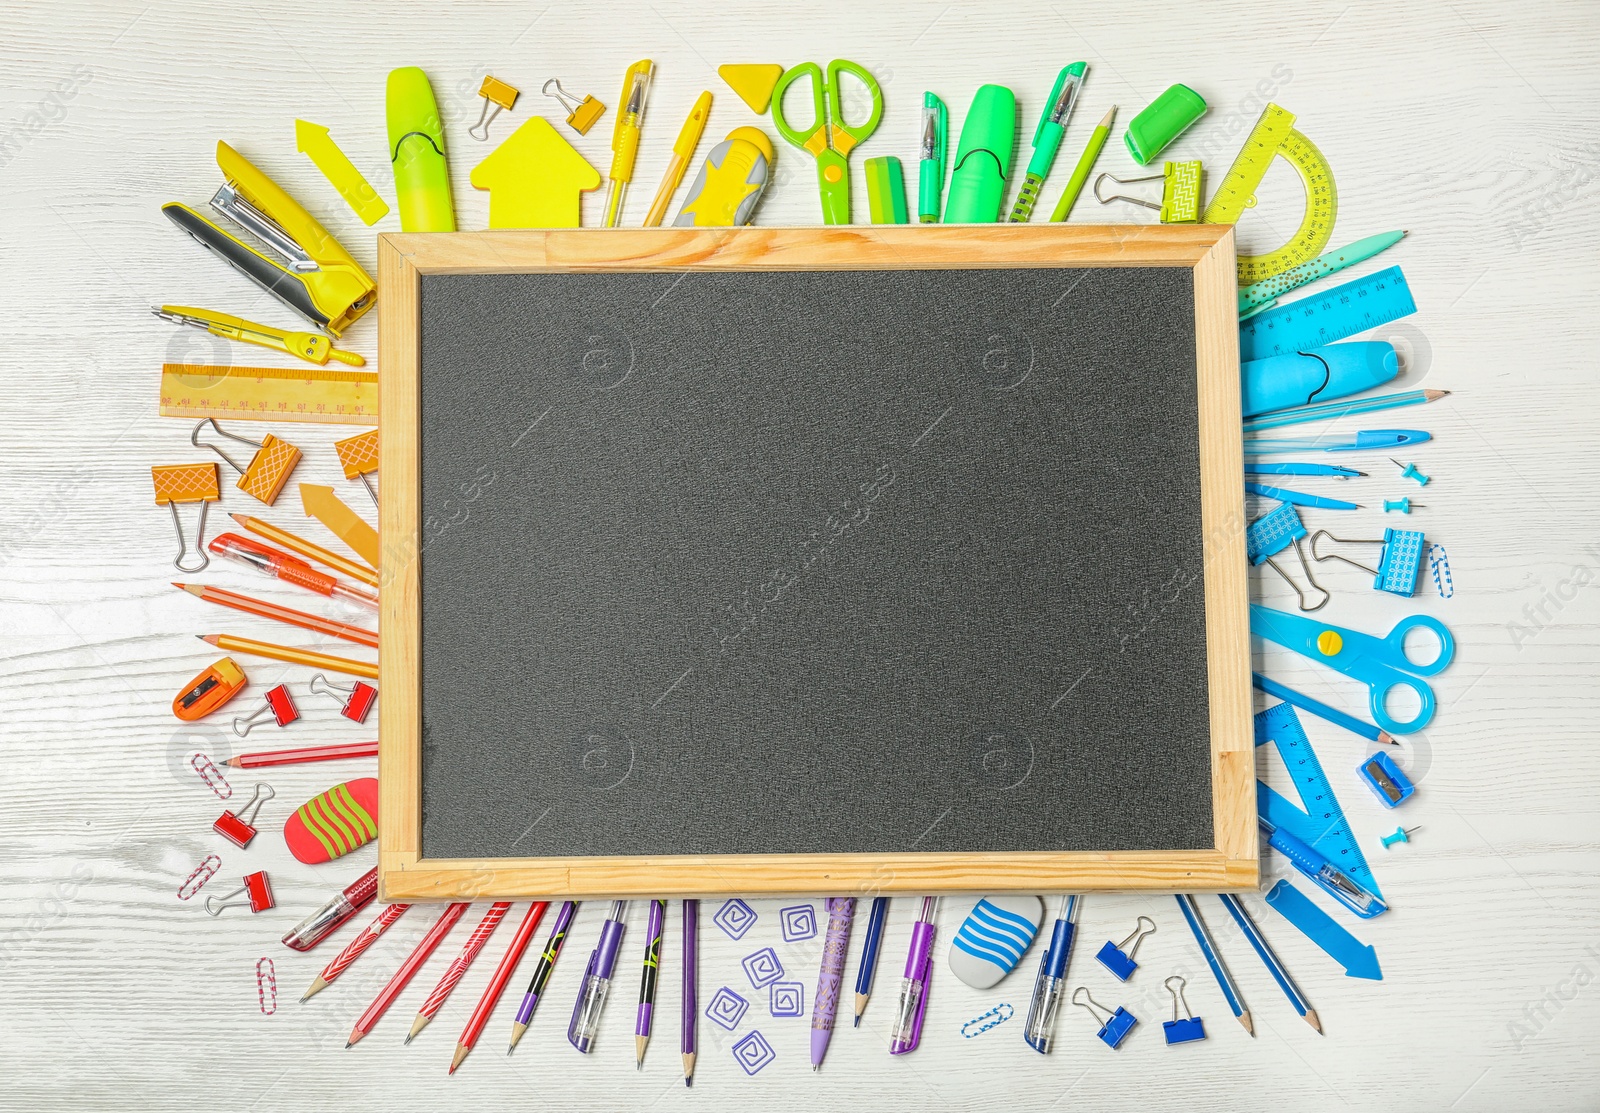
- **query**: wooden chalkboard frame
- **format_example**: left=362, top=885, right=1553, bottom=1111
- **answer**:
left=377, top=225, right=1255, bottom=901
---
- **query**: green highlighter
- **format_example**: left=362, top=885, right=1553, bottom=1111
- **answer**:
left=943, top=84, right=1015, bottom=224
left=386, top=67, right=455, bottom=232
left=1008, top=62, right=1086, bottom=223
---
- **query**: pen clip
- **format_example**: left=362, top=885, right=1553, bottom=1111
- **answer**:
left=566, top=944, right=602, bottom=1045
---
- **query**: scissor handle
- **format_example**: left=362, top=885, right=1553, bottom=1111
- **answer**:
left=1382, top=614, right=1454, bottom=677
left=1368, top=672, right=1436, bottom=736
left=771, top=63, right=826, bottom=150
left=825, top=59, right=884, bottom=149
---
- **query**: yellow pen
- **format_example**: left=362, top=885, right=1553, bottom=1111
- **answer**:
left=604, top=60, right=655, bottom=228
left=153, top=306, right=366, bottom=366
left=643, top=90, right=712, bottom=227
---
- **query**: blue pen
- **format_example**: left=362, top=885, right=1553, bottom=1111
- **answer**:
left=1022, top=894, right=1079, bottom=1053
left=852, top=896, right=889, bottom=1026
left=1245, top=482, right=1359, bottom=511
left=1174, top=894, right=1252, bottom=1035
left=568, top=900, right=628, bottom=1053
left=1245, top=462, right=1364, bottom=479
left=1260, top=818, right=1388, bottom=918
left=1245, top=429, right=1430, bottom=455
left=1218, top=894, right=1321, bottom=1033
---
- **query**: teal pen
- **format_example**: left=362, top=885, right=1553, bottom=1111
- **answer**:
left=1008, top=62, right=1086, bottom=222
left=1244, top=462, right=1364, bottom=479
left=1239, top=231, right=1407, bottom=319
left=918, top=93, right=948, bottom=223
left=1245, top=483, right=1359, bottom=511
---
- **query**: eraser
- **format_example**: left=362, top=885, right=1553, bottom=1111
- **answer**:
left=284, top=777, right=378, bottom=863
left=947, top=895, right=1042, bottom=989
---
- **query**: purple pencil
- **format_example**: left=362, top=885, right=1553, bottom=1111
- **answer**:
left=811, top=897, right=857, bottom=1070
left=635, top=899, right=666, bottom=1068
left=682, top=899, right=698, bottom=1086
left=506, top=900, right=578, bottom=1054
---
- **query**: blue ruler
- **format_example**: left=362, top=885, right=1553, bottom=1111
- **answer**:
left=1239, top=265, right=1416, bottom=362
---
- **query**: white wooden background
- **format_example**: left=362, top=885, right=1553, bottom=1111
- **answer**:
left=3, top=1, right=1599, bottom=1109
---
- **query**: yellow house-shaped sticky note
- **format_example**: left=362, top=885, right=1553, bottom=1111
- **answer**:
left=470, top=116, right=600, bottom=229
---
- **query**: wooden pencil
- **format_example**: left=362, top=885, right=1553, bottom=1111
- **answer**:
left=231, top=512, right=380, bottom=588
left=227, top=740, right=378, bottom=768
left=198, top=634, right=377, bottom=680
left=174, top=583, right=377, bottom=648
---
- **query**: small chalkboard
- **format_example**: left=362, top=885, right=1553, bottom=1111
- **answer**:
left=378, top=226, right=1255, bottom=900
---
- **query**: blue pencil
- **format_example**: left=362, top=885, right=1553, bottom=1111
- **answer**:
left=1218, top=894, right=1321, bottom=1033
left=852, top=897, right=889, bottom=1026
left=1253, top=673, right=1396, bottom=745
left=1174, top=895, right=1252, bottom=1035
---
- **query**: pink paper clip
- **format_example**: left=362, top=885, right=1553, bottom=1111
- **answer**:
left=178, top=853, right=223, bottom=900
left=233, top=684, right=299, bottom=737
left=206, top=871, right=275, bottom=916
left=190, top=752, right=232, bottom=799
left=257, top=957, right=278, bottom=1014
left=309, top=673, right=377, bottom=724
left=213, top=783, right=275, bottom=848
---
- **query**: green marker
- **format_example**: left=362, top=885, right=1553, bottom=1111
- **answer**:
left=386, top=67, right=455, bottom=232
left=943, top=84, right=1016, bottom=224
left=1008, top=62, right=1086, bottom=223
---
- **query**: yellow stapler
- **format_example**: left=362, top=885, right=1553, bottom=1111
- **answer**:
left=162, top=142, right=377, bottom=337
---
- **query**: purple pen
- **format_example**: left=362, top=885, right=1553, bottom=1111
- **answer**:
left=568, top=900, right=629, bottom=1053
left=635, top=899, right=666, bottom=1068
left=888, top=897, right=937, bottom=1055
left=682, top=899, right=698, bottom=1086
left=507, top=899, right=578, bottom=1054
left=810, top=897, right=856, bottom=1070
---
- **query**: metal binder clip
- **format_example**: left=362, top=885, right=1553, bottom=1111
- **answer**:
left=233, top=684, right=299, bottom=737
left=214, top=783, right=275, bottom=848
left=543, top=78, right=607, bottom=135
left=310, top=673, right=377, bottom=724
left=191, top=418, right=302, bottom=507
left=1311, top=528, right=1425, bottom=597
left=1247, top=503, right=1330, bottom=612
left=151, top=462, right=221, bottom=572
left=1073, top=987, right=1137, bottom=1049
left=1094, top=161, right=1203, bottom=223
left=1095, top=915, right=1156, bottom=981
left=206, top=870, right=275, bottom=916
left=1162, top=975, right=1207, bottom=1044
left=469, top=75, right=521, bottom=141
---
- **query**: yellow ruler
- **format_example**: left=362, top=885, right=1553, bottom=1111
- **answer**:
left=160, top=363, right=378, bottom=425
left=1202, top=103, right=1337, bottom=285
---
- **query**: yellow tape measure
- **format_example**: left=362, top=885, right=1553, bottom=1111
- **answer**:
left=160, top=363, right=378, bottom=425
left=1203, top=103, right=1337, bottom=284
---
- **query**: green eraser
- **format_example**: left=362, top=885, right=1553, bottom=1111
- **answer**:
left=1124, top=83, right=1207, bottom=166
left=865, top=156, right=909, bottom=224
left=386, top=66, right=456, bottom=232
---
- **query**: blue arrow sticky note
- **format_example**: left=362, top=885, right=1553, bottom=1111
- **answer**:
left=1265, top=880, right=1383, bottom=981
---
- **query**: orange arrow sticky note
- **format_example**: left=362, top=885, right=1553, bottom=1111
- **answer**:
left=469, top=116, right=600, bottom=228
left=299, top=483, right=379, bottom=569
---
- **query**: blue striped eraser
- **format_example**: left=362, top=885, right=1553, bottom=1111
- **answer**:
left=947, top=896, right=1043, bottom=989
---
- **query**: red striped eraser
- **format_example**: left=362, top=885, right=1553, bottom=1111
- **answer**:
left=283, top=777, right=378, bottom=864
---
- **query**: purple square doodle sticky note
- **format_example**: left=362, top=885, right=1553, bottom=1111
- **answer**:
left=779, top=903, right=818, bottom=942
left=732, top=1030, right=776, bottom=1075
left=713, top=898, right=757, bottom=940
left=706, top=986, right=749, bottom=1031
left=769, top=981, right=804, bottom=1017
left=742, top=946, right=785, bottom=989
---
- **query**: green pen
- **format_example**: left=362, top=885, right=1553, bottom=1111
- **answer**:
left=386, top=67, right=455, bottom=232
left=943, top=84, right=1016, bottom=224
left=918, top=93, right=948, bottom=224
left=1008, top=62, right=1086, bottom=223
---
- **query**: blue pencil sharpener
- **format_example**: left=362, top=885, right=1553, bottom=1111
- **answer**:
left=1359, top=751, right=1416, bottom=808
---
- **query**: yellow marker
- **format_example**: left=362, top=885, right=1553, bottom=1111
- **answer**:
left=299, top=483, right=379, bottom=570
left=470, top=117, right=600, bottom=229
left=294, top=120, right=390, bottom=226
left=154, top=306, right=365, bottom=367
left=604, top=60, right=655, bottom=228
left=643, top=91, right=712, bottom=227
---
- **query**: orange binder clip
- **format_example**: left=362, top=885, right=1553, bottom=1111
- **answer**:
left=334, top=429, right=379, bottom=507
left=191, top=418, right=302, bottom=506
left=152, top=462, right=221, bottom=571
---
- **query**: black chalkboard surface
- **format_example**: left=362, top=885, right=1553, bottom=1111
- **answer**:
left=378, top=227, right=1254, bottom=899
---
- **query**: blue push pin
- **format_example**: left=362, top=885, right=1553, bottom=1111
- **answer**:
left=1383, top=497, right=1423, bottom=514
left=1391, top=458, right=1431, bottom=486
left=1074, top=987, right=1137, bottom=1049
left=1095, top=915, right=1155, bottom=981
left=1381, top=825, right=1421, bottom=850
left=1161, top=975, right=1207, bottom=1045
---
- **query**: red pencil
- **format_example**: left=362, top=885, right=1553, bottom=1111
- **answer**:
left=227, top=740, right=378, bottom=768
left=174, top=582, right=378, bottom=647
left=449, top=901, right=550, bottom=1073
left=407, top=902, right=511, bottom=1044
left=347, top=903, right=470, bottom=1047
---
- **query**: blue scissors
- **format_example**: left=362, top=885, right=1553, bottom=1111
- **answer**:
left=1249, top=605, right=1453, bottom=734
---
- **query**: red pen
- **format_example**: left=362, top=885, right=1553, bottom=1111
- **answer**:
left=449, top=901, right=550, bottom=1074
left=281, top=867, right=378, bottom=951
left=348, top=903, right=471, bottom=1047
left=227, top=740, right=378, bottom=768
left=208, top=532, right=377, bottom=608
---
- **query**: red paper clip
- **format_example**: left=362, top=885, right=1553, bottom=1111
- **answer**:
left=190, top=753, right=232, bottom=800
left=207, top=871, right=275, bottom=916
left=309, top=673, right=377, bottom=723
left=257, top=957, right=278, bottom=1014
left=233, top=684, right=299, bottom=737
left=178, top=853, right=223, bottom=900
left=213, top=782, right=275, bottom=848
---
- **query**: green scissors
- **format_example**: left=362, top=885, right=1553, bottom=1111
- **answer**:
left=772, top=60, right=884, bottom=225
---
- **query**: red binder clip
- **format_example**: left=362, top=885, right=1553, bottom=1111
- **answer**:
left=309, top=673, right=377, bottom=724
left=213, top=782, right=275, bottom=848
left=232, top=684, right=300, bottom=736
left=205, top=871, right=275, bottom=916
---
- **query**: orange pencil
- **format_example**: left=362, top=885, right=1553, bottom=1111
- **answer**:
left=231, top=512, right=379, bottom=588
left=198, top=634, right=377, bottom=680
left=174, top=583, right=377, bottom=648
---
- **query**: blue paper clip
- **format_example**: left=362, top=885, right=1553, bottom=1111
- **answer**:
left=1074, top=987, right=1136, bottom=1049
left=1311, top=528, right=1424, bottom=597
left=1359, top=751, right=1416, bottom=807
left=1095, top=915, right=1155, bottom=981
left=1161, top=975, right=1206, bottom=1045
left=1247, top=503, right=1328, bottom=611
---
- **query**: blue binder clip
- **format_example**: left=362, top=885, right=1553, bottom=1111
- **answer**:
left=1247, top=504, right=1329, bottom=611
left=1161, top=975, right=1207, bottom=1045
left=1359, top=750, right=1416, bottom=807
left=1095, top=915, right=1155, bottom=981
left=1310, top=528, right=1425, bottom=598
left=1074, top=987, right=1137, bottom=1049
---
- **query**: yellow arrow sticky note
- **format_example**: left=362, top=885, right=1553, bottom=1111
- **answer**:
left=295, top=120, right=390, bottom=226
left=299, top=483, right=379, bottom=569
left=469, top=117, right=600, bottom=229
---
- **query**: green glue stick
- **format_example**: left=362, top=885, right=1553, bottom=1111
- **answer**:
left=386, top=66, right=455, bottom=232
left=1008, top=62, right=1085, bottom=223
left=943, top=84, right=1015, bottom=224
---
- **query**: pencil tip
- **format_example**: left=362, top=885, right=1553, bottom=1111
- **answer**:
left=685, top=1079, right=692, bottom=1088
left=1305, top=1008, right=1322, bottom=1033
left=1240, top=1012, right=1254, bottom=1036
left=345, top=1042, right=353, bottom=1049
left=853, top=1017, right=860, bottom=1028
left=404, top=1035, right=414, bottom=1046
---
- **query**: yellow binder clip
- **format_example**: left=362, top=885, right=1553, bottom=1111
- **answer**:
left=469, top=75, right=521, bottom=141
left=152, top=462, right=221, bottom=572
left=1093, top=161, right=1204, bottom=223
left=543, top=78, right=607, bottom=135
left=191, top=418, right=302, bottom=507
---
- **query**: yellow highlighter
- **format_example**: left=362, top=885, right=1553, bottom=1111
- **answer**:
left=643, top=91, right=712, bottom=227
left=604, top=60, right=655, bottom=227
